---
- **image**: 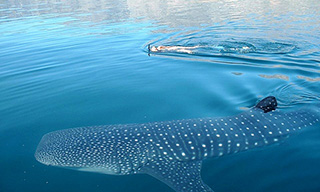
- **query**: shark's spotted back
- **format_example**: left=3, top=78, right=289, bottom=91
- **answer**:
left=35, top=97, right=320, bottom=192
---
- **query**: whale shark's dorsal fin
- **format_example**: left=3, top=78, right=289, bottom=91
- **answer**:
left=255, top=96, right=277, bottom=113
left=140, top=158, right=213, bottom=192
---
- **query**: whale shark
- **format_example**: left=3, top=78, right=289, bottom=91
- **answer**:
left=35, top=96, right=320, bottom=192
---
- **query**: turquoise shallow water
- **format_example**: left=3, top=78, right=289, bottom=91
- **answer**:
left=1, top=0, right=320, bottom=192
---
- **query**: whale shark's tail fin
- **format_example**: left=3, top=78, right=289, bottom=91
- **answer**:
left=255, top=96, right=277, bottom=113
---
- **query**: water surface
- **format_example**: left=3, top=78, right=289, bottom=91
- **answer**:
left=0, top=0, right=320, bottom=192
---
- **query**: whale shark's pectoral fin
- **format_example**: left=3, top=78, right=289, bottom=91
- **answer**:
left=255, top=96, right=278, bottom=113
left=140, top=158, right=213, bottom=192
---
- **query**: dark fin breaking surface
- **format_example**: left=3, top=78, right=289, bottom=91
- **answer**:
left=255, top=96, right=277, bottom=113
left=141, top=159, right=213, bottom=192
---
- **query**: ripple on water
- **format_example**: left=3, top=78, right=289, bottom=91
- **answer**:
left=218, top=41, right=256, bottom=53
left=255, top=42, right=297, bottom=54
left=145, top=33, right=311, bottom=72
left=148, top=37, right=297, bottom=55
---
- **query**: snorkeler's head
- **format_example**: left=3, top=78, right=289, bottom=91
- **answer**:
left=150, top=46, right=159, bottom=52
left=150, top=46, right=167, bottom=52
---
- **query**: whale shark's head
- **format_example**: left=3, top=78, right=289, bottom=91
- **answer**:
left=35, top=126, right=143, bottom=175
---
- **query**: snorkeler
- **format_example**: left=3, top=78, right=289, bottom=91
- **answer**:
left=148, top=44, right=254, bottom=55
left=148, top=44, right=199, bottom=54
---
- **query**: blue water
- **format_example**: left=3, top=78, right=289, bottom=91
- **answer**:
left=1, top=0, right=320, bottom=191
